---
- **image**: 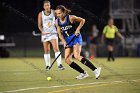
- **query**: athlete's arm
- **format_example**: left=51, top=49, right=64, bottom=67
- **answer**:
left=101, top=26, right=107, bottom=43
left=116, top=32, right=124, bottom=40
left=38, top=12, right=43, bottom=32
left=55, top=20, right=66, bottom=47
left=70, top=15, right=85, bottom=36
left=115, top=26, right=124, bottom=40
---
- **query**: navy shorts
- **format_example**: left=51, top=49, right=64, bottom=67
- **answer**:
left=105, top=38, right=114, bottom=46
left=66, top=34, right=83, bottom=47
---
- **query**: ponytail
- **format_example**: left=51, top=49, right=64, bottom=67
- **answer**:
left=56, top=5, right=71, bottom=15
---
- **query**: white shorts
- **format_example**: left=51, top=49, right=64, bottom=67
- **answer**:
left=41, top=34, right=58, bottom=42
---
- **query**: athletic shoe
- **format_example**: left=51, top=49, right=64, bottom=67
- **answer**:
left=94, top=67, right=101, bottom=79
left=107, top=58, right=111, bottom=62
left=76, top=71, right=89, bottom=80
left=112, top=57, right=115, bottom=61
left=90, top=55, right=94, bottom=60
left=58, top=64, right=65, bottom=70
left=46, top=66, right=50, bottom=71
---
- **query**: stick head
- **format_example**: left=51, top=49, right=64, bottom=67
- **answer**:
left=48, top=66, right=51, bottom=70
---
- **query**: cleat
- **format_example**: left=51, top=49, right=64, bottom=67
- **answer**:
left=76, top=71, right=89, bottom=80
left=46, top=66, right=50, bottom=71
left=94, top=67, right=101, bottom=79
left=58, top=64, right=65, bottom=70
left=90, top=55, right=94, bottom=60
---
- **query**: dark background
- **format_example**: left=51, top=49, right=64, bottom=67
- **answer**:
left=0, top=0, right=109, bottom=34
left=0, top=0, right=140, bottom=57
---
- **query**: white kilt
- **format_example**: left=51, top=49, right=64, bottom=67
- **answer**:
left=41, top=34, right=58, bottom=42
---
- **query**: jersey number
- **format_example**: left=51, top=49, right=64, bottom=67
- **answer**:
left=65, top=31, right=69, bottom=36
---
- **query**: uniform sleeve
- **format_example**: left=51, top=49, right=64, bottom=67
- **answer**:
left=103, top=26, right=107, bottom=34
left=114, top=26, right=118, bottom=32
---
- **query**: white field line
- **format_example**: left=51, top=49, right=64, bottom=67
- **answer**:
left=0, top=79, right=140, bottom=93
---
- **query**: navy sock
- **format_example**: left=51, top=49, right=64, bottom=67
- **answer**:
left=110, top=51, right=115, bottom=61
left=108, top=51, right=111, bottom=61
left=69, top=62, right=84, bottom=73
left=109, top=51, right=115, bottom=61
left=81, top=58, right=97, bottom=71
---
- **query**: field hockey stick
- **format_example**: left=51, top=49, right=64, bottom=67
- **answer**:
left=49, top=35, right=77, bottom=70
left=32, top=31, right=57, bottom=36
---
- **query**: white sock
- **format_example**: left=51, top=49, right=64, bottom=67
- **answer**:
left=44, top=54, right=50, bottom=67
left=55, top=52, right=62, bottom=66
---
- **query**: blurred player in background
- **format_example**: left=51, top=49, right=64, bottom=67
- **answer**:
left=88, top=24, right=99, bottom=59
left=55, top=5, right=101, bottom=79
left=102, top=18, right=124, bottom=61
left=38, top=0, right=64, bottom=70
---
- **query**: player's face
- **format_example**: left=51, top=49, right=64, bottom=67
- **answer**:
left=43, top=3, right=50, bottom=11
left=55, top=9, right=64, bottom=19
left=108, top=19, right=114, bottom=26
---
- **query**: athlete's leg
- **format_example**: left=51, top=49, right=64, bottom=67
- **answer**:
left=64, top=48, right=73, bottom=65
left=89, top=44, right=94, bottom=58
left=65, top=47, right=88, bottom=79
left=43, top=41, right=51, bottom=70
left=65, top=48, right=84, bottom=73
left=50, top=38, right=64, bottom=69
left=73, top=43, right=97, bottom=71
left=106, top=38, right=115, bottom=61
left=73, top=43, right=101, bottom=79
left=93, top=43, right=97, bottom=57
left=107, top=45, right=114, bottom=61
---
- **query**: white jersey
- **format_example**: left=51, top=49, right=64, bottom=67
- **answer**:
left=42, top=10, right=57, bottom=33
left=41, top=10, right=58, bottom=42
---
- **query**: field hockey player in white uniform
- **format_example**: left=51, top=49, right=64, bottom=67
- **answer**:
left=38, top=0, right=64, bottom=70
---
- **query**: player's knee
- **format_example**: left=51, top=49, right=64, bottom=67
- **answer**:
left=53, top=48, right=59, bottom=52
left=108, top=46, right=113, bottom=51
left=74, top=54, right=81, bottom=61
left=44, top=50, right=50, bottom=54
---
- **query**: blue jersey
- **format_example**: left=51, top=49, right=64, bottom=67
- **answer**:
left=57, top=15, right=83, bottom=47
left=57, top=15, right=76, bottom=39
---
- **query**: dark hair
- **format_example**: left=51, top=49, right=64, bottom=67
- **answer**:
left=56, top=5, right=71, bottom=14
left=43, top=0, right=50, bottom=5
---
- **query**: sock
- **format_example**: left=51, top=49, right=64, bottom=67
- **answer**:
left=110, top=51, right=115, bottom=61
left=69, top=62, right=85, bottom=73
left=55, top=52, right=62, bottom=66
left=44, top=54, right=50, bottom=67
left=81, top=58, right=97, bottom=71
left=108, top=51, right=111, bottom=61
